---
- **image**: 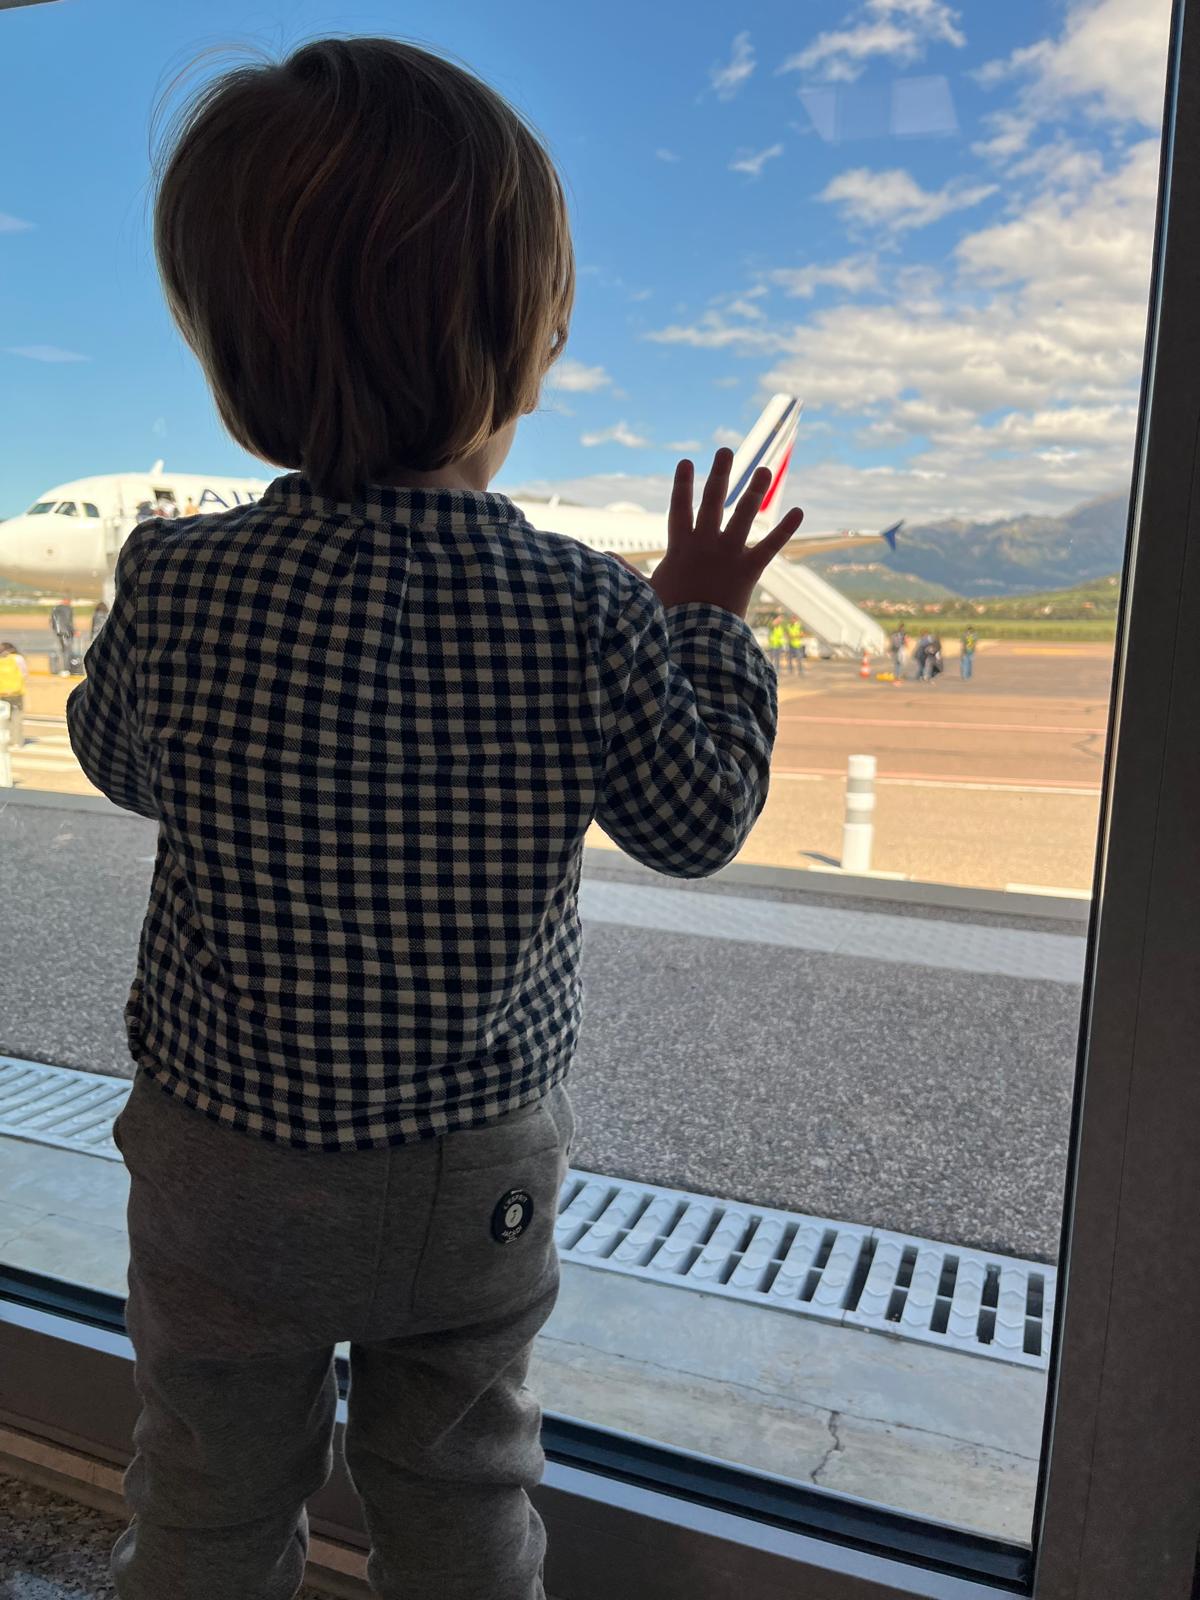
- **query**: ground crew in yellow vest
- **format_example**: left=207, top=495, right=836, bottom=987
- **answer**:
left=0, top=643, right=26, bottom=750
left=786, top=618, right=805, bottom=674
left=768, top=617, right=787, bottom=673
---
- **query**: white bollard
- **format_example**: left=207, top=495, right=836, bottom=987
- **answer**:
left=841, top=753, right=875, bottom=873
left=0, top=700, right=11, bottom=789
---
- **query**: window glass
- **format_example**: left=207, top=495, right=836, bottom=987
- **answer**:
left=0, top=0, right=1175, bottom=1570
left=25, top=501, right=57, bottom=515
left=83, top=502, right=101, bottom=517
left=54, top=501, right=78, bottom=516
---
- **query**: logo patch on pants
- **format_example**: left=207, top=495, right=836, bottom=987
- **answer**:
left=491, top=1188, right=534, bottom=1243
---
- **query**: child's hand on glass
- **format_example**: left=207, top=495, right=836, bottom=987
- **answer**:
left=646, top=448, right=803, bottom=620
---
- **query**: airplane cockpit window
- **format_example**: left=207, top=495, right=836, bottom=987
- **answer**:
left=26, top=500, right=56, bottom=515
left=55, top=501, right=78, bottom=516
left=82, top=502, right=100, bottom=518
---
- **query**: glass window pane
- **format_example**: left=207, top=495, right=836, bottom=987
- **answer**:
left=0, top=0, right=1177, bottom=1579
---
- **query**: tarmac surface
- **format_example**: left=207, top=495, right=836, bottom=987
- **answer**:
left=4, top=637, right=1114, bottom=891
left=1, top=796, right=1082, bottom=1263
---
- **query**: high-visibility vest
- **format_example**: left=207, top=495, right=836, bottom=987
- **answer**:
left=787, top=622, right=803, bottom=647
left=769, top=624, right=786, bottom=648
left=0, top=655, right=24, bottom=696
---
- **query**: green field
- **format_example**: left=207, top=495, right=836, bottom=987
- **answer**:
left=855, top=574, right=1120, bottom=642
left=908, top=616, right=1116, bottom=642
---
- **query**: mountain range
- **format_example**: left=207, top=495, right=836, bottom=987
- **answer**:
left=809, top=491, right=1129, bottom=598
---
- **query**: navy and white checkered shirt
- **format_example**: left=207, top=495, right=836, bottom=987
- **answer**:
left=66, top=475, right=777, bottom=1149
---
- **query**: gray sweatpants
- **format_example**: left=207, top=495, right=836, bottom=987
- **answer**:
left=110, top=1068, right=576, bottom=1600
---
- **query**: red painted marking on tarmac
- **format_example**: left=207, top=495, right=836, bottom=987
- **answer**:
left=779, top=714, right=1101, bottom=735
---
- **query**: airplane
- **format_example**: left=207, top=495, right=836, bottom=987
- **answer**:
left=0, top=397, right=900, bottom=652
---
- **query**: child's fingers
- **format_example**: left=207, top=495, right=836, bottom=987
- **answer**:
left=667, top=459, right=694, bottom=546
left=751, top=507, right=805, bottom=569
left=723, top=466, right=773, bottom=546
left=696, top=447, right=733, bottom=534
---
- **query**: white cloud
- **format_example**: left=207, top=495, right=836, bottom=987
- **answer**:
left=640, top=137, right=1157, bottom=526
left=712, top=427, right=744, bottom=448
left=553, top=358, right=613, bottom=393
left=781, top=0, right=964, bottom=84
left=955, top=138, right=1157, bottom=304
left=729, top=143, right=784, bottom=178
left=655, top=147, right=681, bottom=163
left=763, top=255, right=880, bottom=297
left=7, top=345, right=88, bottom=363
left=502, top=471, right=676, bottom=514
left=645, top=311, right=779, bottom=353
left=971, top=110, right=1036, bottom=164
left=818, top=166, right=996, bottom=231
left=726, top=296, right=768, bottom=320
left=975, top=0, right=1171, bottom=133
left=714, top=376, right=742, bottom=388
left=667, top=439, right=703, bottom=451
left=580, top=421, right=652, bottom=449
left=0, top=213, right=34, bottom=234
left=711, top=31, right=756, bottom=99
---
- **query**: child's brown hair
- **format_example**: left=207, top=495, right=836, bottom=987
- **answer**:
left=153, top=37, right=575, bottom=499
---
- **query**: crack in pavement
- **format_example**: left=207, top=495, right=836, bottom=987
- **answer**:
left=811, top=1410, right=843, bottom=1484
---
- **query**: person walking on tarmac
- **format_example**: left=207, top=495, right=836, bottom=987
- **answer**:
left=889, top=625, right=907, bottom=680
left=921, top=630, right=940, bottom=681
left=960, top=626, right=977, bottom=681
left=90, top=601, right=110, bottom=643
left=50, top=597, right=76, bottom=676
left=0, top=642, right=27, bottom=750
left=787, top=617, right=805, bottom=674
left=768, top=613, right=788, bottom=674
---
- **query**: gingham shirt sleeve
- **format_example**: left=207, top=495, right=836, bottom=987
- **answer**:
left=594, top=587, right=777, bottom=878
left=65, top=526, right=157, bottom=820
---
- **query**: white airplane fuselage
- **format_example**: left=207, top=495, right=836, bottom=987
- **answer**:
left=0, top=472, right=270, bottom=593
left=0, top=472, right=884, bottom=598
left=0, top=396, right=897, bottom=666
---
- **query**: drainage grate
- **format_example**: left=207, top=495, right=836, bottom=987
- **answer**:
left=556, top=1170, right=1055, bottom=1369
left=844, top=1228, right=1056, bottom=1366
left=0, top=1057, right=126, bottom=1160
left=0, top=1061, right=1055, bottom=1367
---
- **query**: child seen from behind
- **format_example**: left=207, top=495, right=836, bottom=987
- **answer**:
left=67, top=36, right=802, bottom=1600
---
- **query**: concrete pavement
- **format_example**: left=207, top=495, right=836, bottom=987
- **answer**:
left=1, top=796, right=1081, bottom=1259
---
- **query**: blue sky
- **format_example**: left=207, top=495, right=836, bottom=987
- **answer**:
left=0, top=0, right=1174, bottom=528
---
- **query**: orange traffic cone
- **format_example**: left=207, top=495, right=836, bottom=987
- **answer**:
left=859, top=649, right=871, bottom=679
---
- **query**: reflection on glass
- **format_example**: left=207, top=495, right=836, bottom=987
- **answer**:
left=0, top=0, right=1174, bottom=1556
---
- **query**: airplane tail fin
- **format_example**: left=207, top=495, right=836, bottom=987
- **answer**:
left=881, top=519, right=903, bottom=552
left=724, top=394, right=802, bottom=522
